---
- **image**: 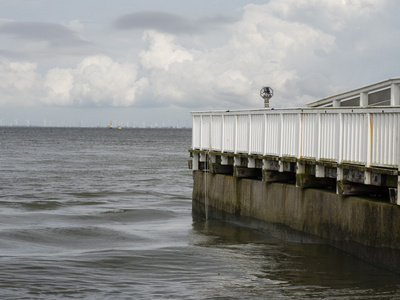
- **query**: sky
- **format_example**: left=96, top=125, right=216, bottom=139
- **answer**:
left=1, top=0, right=400, bottom=127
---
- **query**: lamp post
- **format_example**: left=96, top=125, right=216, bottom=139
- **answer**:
left=260, top=87, right=273, bottom=108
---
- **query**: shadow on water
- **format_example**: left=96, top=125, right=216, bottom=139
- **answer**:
left=190, top=217, right=400, bottom=298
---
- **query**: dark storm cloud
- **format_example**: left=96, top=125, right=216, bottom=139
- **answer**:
left=0, top=21, right=89, bottom=46
left=113, top=11, right=236, bottom=34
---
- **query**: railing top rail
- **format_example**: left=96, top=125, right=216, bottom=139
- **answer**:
left=191, top=106, right=400, bottom=116
left=307, top=77, right=400, bottom=107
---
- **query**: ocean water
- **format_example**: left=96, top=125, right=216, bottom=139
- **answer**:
left=0, top=127, right=399, bottom=299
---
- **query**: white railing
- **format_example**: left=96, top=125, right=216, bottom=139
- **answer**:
left=191, top=107, right=400, bottom=170
left=307, top=77, right=400, bottom=107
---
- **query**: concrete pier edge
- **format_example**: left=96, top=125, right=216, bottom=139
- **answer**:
left=192, top=170, right=400, bottom=273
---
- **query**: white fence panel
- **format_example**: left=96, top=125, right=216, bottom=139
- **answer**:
left=250, top=114, right=264, bottom=154
left=236, top=115, right=249, bottom=153
left=200, top=115, right=211, bottom=150
left=300, top=113, right=318, bottom=159
left=192, top=115, right=201, bottom=149
left=264, top=114, right=281, bottom=156
left=191, top=108, right=400, bottom=170
left=223, top=115, right=236, bottom=152
left=371, top=113, right=399, bottom=168
left=210, top=115, right=223, bottom=151
left=319, top=114, right=339, bottom=161
left=341, top=113, right=367, bottom=164
left=281, top=114, right=299, bottom=157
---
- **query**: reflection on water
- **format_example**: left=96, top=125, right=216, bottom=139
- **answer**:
left=191, top=219, right=400, bottom=299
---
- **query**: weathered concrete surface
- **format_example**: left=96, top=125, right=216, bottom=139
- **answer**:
left=192, top=171, right=400, bottom=273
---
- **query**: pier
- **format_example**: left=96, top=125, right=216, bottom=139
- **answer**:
left=189, top=78, right=400, bottom=272
left=190, top=78, right=400, bottom=204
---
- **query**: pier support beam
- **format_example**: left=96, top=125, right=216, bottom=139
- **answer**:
left=192, top=153, right=199, bottom=171
left=295, top=162, right=335, bottom=189
left=199, top=153, right=208, bottom=171
left=263, top=170, right=295, bottom=183
left=315, top=165, right=325, bottom=178
left=234, top=166, right=261, bottom=179
left=397, top=176, right=400, bottom=205
left=248, top=157, right=256, bottom=168
left=389, top=188, right=397, bottom=205
left=337, top=181, right=379, bottom=196
left=263, top=159, right=279, bottom=171
left=221, top=155, right=233, bottom=165
left=279, top=161, right=296, bottom=172
left=336, top=167, right=344, bottom=194
left=190, top=149, right=396, bottom=204
left=210, top=163, right=233, bottom=175
left=234, top=157, right=248, bottom=168
left=296, top=174, right=336, bottom=189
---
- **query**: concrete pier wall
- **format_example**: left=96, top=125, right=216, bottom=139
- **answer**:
left=192, top=171, right=400, bottom=273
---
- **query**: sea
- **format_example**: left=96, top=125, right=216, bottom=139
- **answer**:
left=0, top=126, right=400, bottom=299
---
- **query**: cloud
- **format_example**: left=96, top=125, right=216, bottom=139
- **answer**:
left=267, top=0, right=383, bottom=31
left=0, top=19, right=98, bottom=62
left=0, top=0, right=398, bottom=113
left=113, top=11, right=235, bottom=35
left=139, top=31, right=193, bottom=70
left=0, top=57, right=39, bottom=106
left=131, top=2, right=339, bottom=109
left=0, top=21, right=91, bottom=49
left=44, top=55, right=148, bottom=107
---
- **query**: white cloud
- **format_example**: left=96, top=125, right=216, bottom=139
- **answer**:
left=44, top=67, right=74, bottom=105
left=0, top=57, right=39, bottom=105
left=44, top=55, right=148, bottom=107
left=267, top=0, right=385, bottom=31
left=139, top=30, right=193, bottom=70
left=66, top=19, right=84, bottom=33
left=0, top=0, right=397, bottom=115
left=133, top=1, right=339, bottom=109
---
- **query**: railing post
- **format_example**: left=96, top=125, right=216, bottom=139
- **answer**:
left=360, top=92, right=368, bottom=107
left=297, top=112, right=305, bottom=175
left=221, top=114, right=225, bottom=153
left=192, top=114, right=199, bottom=171
left=391, top=83, right=400, bottom=106
left=199, top=115, right=207, bottom=165
left=263, top=112, right=267, bottom=156
left=210, top=115, right=213, bottom=150
left=337, top=112, right=344, bottom=194
left=314, top=112, right=319, bottom=160
left=234, top=115, right=240, bottom=166
left=248, top=114, right=256, bottom=168
left=279, top=113, right=284, bottom=172
left=248, top=114, right=251, bottom=154
left=221, top=114, right=229, bottom=165
left=298, top=112, right=303, bottom=159
left=192, top=115, right=195, bottom=150
left=365, top=113, right=373, bottom=185
left=234, top=115, right=238, bottom=154
left=397, top=124, right=400, bottom=205
left=199, top=115, right=203, bottom=150
left=315, top=112, right=325, bottom=177
left=209, top=114, right=212, bottom=150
